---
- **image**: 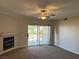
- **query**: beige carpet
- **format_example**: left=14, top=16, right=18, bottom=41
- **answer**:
left=28, top=46, right=79, bottom=59
left=0, top=48, right=32, bottom=59
left=0, top=46, right=79, bottom=59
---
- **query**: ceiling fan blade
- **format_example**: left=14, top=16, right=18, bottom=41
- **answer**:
left=46, top=5, right=59, bottom=12
left=49, top=13, right=56, bottom=16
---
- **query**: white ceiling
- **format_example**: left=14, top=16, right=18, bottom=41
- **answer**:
left=0, top=0, right=79, bottom=20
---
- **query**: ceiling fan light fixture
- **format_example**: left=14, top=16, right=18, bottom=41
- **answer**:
left=40, top=9, right=48, bottom=20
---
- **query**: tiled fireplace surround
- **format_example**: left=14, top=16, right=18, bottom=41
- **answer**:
left=0, top=33, right=17, bottom=55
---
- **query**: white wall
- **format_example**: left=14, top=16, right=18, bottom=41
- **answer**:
left=54, top=16, right=79, bottom=55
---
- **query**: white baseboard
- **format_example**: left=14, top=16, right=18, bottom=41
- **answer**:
left=0, top=46, right=26, bottom=55
left=56, top=45, right=79, bottom=55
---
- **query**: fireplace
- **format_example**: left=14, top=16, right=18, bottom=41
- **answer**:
left=3, top=36, right=14, bottom=50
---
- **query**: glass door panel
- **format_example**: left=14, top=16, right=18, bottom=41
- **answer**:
left=39, top=26, right=50, bottom=45
left=28, top=25, right=38, bottom=46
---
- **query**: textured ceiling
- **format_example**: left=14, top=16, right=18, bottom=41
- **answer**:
left=0, top=0, right=79, bottom=20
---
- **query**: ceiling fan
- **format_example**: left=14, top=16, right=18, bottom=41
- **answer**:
left=24, top=5, right=58, bottom=20
left=40, top=9, right=56, bottom=20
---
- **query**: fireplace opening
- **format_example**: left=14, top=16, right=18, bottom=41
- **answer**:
left=3, top=36, right=14, bottom=50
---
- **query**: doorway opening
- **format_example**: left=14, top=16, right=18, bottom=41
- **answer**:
left=28, top=25, right=50, bottom=46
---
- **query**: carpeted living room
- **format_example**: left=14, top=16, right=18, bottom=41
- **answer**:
left=0, top=0, right=79, bottom=59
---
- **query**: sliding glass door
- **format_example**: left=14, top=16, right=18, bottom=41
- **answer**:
left=28, top=25, right=50, bottom=46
